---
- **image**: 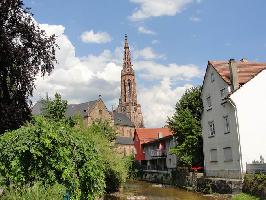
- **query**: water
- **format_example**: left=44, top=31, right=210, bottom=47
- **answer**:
left=104, top=180, right=218, bottom=200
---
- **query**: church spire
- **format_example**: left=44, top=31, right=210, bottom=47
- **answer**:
left=117, top=34, right=144, bottom=128
left=123, top=34, right=132, bottom=69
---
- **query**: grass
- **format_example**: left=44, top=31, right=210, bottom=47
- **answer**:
left=1, top=182, right=66, bottom=200
left=232, top=193, right=259, bottom=200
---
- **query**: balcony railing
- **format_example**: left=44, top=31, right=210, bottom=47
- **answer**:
left=150, top=149, right=166, bottom=157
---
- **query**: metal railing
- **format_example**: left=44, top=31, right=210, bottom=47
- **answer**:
left=150, top=149, right=166, bottom=157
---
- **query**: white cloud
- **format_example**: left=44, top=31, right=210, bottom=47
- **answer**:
left=80, top=30, right=111, bottom=44
left=139, top=78, right=193, bottom=127
left=33, top=23, right=202, bottom=127
left=34, top=25, right=120, bottom=105
left=134, top=47, right=164, bottom=60
left=135, top=60, right=202, bottom=80
left=138, top=26, right=156, bottom=35
left=129, top=0, right=193, bottom=21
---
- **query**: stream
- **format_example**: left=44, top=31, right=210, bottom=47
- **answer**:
left=104, top=180, right=229, bottom=200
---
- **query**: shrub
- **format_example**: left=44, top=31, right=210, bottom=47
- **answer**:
left=232, top=193, right=259, bottom=200
left=83, top=122, right=128, bottom=193
left=0, top=116, right=105, bottom=199
left=1, top=182, right=66, bottom=200
left=242, top=173, right=266, bottom=199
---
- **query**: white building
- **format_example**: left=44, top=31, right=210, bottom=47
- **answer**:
left=201, top=59, right=266, bottom=179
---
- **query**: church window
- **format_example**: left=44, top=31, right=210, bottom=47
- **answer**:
left=99, top=109, right=102, bottom=115
left=128, top=80, right=131, bottom=101
left=124, top=80, right=126, bottom=102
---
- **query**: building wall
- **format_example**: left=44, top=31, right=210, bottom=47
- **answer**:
left=230, top=70, right=266, bottom=171
left=165, top=137, right=178, bottom=169
left=143, top=137, right=177, bottom=170
left=201, top=66, right=241, bottom=179
left=115, top=144, right=134, bottom=156
left=134, top=134, right=145, bottom=161
left=116, top=125, right=135, bottom=137
left=87, top=99, right=113, bottom=126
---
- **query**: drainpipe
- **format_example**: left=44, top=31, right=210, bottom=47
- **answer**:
left=228, top=98, right=243, bottom=180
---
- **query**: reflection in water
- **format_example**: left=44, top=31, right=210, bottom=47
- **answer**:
left=104, top=180, right=214, bottom=200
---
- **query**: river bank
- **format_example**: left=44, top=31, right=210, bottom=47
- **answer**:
left=104, top=180, right=231, bottom=200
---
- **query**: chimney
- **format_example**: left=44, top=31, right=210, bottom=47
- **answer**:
left=240, top=58, right=248, bottom=63
left=229, top=59, right=239, bottom=91
left=158, top=132, right=163, bottom=139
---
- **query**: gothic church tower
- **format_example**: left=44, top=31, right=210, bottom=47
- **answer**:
left=116, top=35, right=144, bottom=128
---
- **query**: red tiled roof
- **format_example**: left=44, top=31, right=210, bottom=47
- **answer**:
left=208, top=60, right=266, bottom=85
left=135, top=128, right=172, bottom=144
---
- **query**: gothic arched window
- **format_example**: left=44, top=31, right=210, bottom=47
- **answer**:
left=127, top=79, right=131, bottom=101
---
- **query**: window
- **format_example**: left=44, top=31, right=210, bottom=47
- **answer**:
left=206, top=96, right=212, bottom=109
left=220, top=88, right=226, bottom=100
left=211, top=72, right=215, bottom=82
left=223, top=147, right=233, bottom=162
left=99, top=109, right=102, bottom=115
left=223, top=115, right=230, bottom=133
left=210, top=149, right=218, bottom=162
left=208, top=121, right=215, bottom=136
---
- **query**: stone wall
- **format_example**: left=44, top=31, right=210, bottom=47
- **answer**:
left=141, top=171, right=172, bottom=185
left=87, top=100, right=113, bottom=126
left=139, top=168, right=242, bottom=194
left=196, top=177, right=242, bottom=194
left=115, top=144, right=134, bottom=156
left=205, top=169, right=242, bottom=179
left=116, top=126, right=134, bottom=137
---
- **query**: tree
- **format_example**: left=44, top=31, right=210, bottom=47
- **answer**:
left=42, top=93, right=67, bottom=122
left=0, top=0, right=57, bottom=134
left=167, top=86, right=204, bottom=167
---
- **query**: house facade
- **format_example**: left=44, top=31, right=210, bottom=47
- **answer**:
left=201, top=59, right=266, bottom=179
left=142, top=135, right=177, bottom=171
left=133, top=128, right=172, bottom=163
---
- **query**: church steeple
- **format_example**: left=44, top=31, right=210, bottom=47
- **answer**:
left=122, top=34, right=133, bottom=74
left=116, top=35, right=144, bottom=128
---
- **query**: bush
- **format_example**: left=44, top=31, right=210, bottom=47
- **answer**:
left=242, top=173, right=266, bottom=199
left=232, top=193, right=259, bottom=200
left=0, top=116, right=105, bottom=199
left=1, top=182, right=66, bottom=200
left=83, top=122, right=128, bottom=193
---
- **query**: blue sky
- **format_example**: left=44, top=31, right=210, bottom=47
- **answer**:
left=25, top=0, right=266, bottom=127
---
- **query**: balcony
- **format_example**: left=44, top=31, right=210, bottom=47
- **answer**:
left=150, top=149, right=166, bottom=157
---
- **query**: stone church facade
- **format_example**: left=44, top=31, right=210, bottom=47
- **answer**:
left=32, top=35, right=143, bottom=156
left=116, top=35, right=144, bottom=129
left=114, top=35, right=144, bottom=155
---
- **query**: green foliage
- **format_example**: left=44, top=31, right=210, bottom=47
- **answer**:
left=242, top=173, right=266, bottom=199
left=42, top=93, right=68, bottom=122
left=171, top=167, right=189, bottom=187
left=0, top=116, right=105, bottom=199
left=83, top=122, right=128, bottom=193
left=124, top=155, right=143, bottom=179
left=232, top=193, right=259, bottom=200
left=1, top=182, right=66, bottom=200
left=0, top=0, right=57, bottom=134
left=89, top=119, right=117, bottom=142
left=167, top=86, right=204, bottom=167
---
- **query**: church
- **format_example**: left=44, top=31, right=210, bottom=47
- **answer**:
left=32, top=35, right=144, bottom=156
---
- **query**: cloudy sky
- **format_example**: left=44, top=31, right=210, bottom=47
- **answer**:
left=25, top=0, right=266, bottom=127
